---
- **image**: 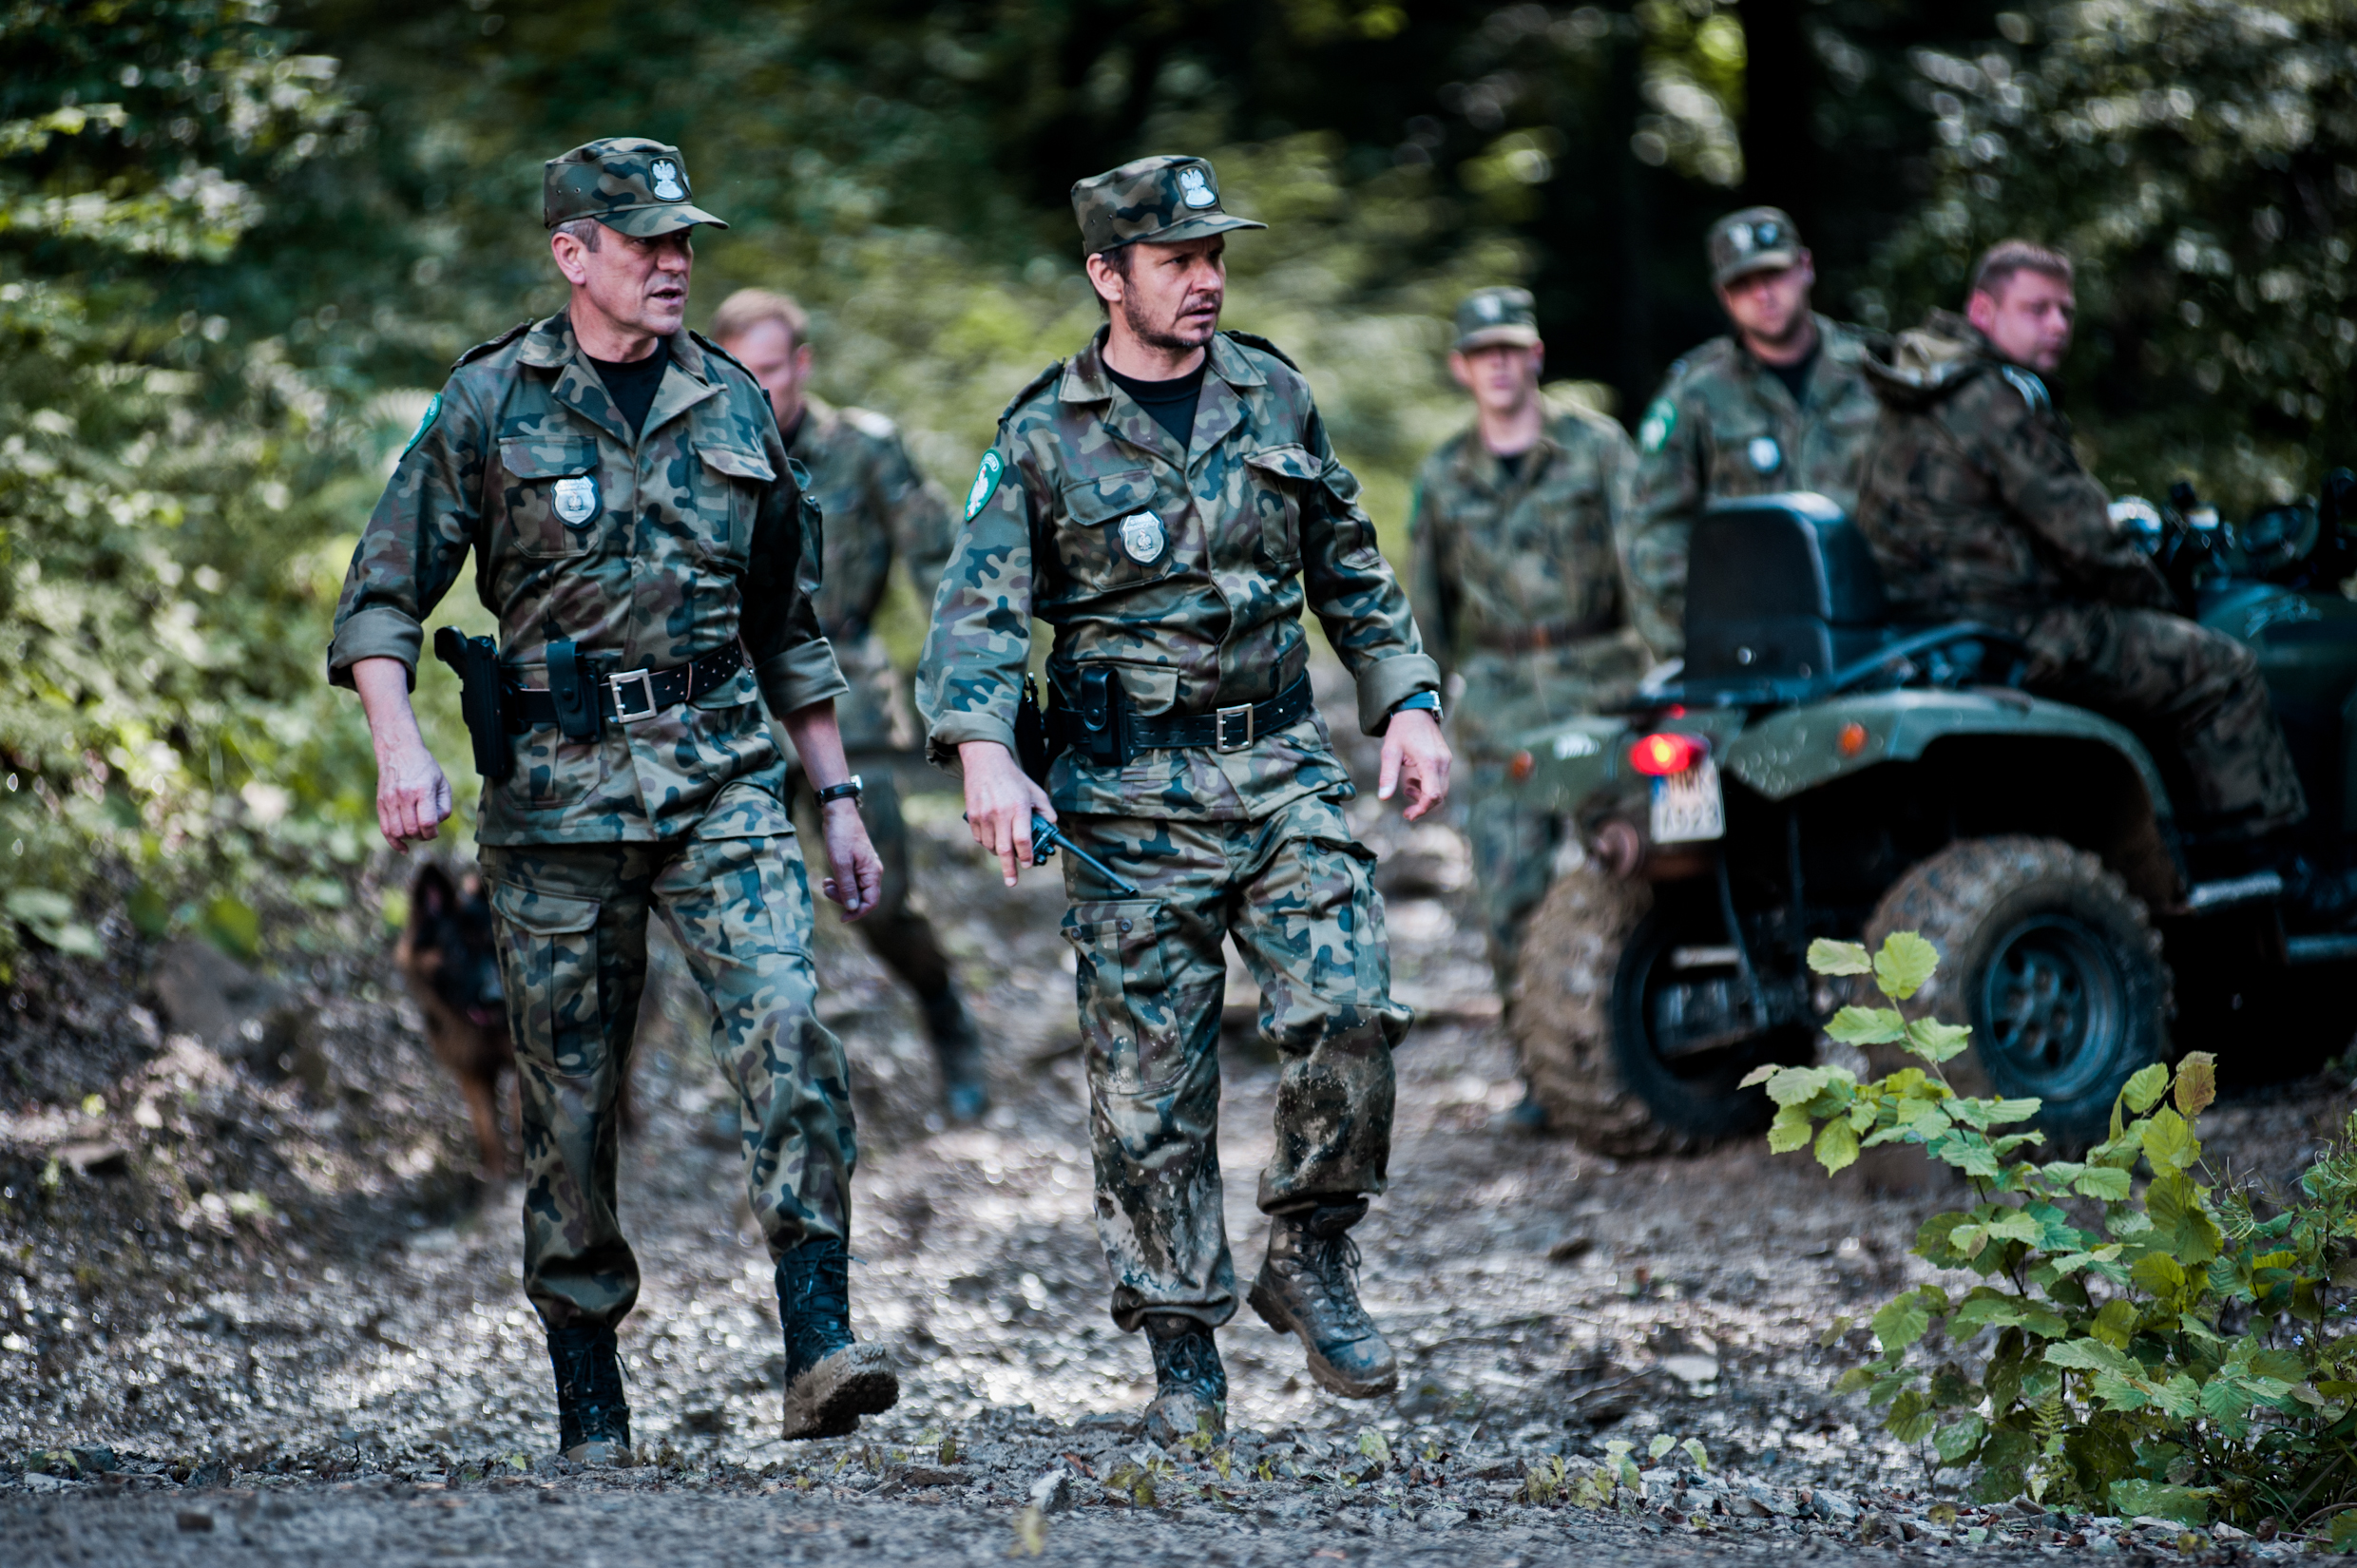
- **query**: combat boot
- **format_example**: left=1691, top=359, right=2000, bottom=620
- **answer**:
left=1140, top=1313, right=1226, bottom=1448
left=777, top=1236, right=899, bottom=1440
left=546, top=1322, right=633, bottom=1466
left=1247, top=1201, right=1398, bottom=1398
left=920, top=985, right=989, bottom=1124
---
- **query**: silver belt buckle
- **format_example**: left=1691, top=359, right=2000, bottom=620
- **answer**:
left=1215, top=701, right=1254, bottom=753
left=609, top=668, right=658, bottom=724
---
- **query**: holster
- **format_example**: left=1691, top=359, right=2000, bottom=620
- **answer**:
left=431, top=626, right=514, bottom=782
left=1075, top=665, right=1129, bottom=768
left=544, top=638, right=602, bottom=742
left=1014, top=673, right=1063, bottom=787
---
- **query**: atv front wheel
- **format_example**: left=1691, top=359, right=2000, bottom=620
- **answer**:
left=1864, top=836, right=2170, bottom=1145
left=1509, top=862, right=1662, bottom=1156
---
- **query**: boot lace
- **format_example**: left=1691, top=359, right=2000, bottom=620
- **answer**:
left=547, top=1324, right=629, bottom=1450
left=778, top=1239, right=857, bottom=1380
left=1296, top=1230, right=1376, bottom=1339
left=1148, top=1319, right=1227, bottom=1403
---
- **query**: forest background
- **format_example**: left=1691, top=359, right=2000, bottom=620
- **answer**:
left=2, top=0, right=2353, bottom=973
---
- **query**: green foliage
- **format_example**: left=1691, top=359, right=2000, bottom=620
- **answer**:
left=1756, top=934, right=2357, bottom=1526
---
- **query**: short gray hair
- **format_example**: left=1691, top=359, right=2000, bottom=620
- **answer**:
left=552, top=216, right=604, bottom=251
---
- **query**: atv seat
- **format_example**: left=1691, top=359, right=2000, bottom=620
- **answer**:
left=1681, top=492, right=1888, bottom=698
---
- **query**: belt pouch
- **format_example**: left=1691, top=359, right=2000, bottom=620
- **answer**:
left=1077, top=666, right=1127, bottom=767
left=546, top=639, right=602, bottom=742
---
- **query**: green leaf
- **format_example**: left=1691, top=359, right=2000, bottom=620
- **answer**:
left=1764, top=1066, right=1832, bottom=1107
left=2121, top=1062, right=2170, bottom=1116
left=1902, top=1017, right=1972, bottom=1064
left=1807, top=939, right=1874, bottom=976
left=2331, top=1513, right=2357, bottom=1554
left=1825, top=1005, right=1906, bottom=1045
left=2110, top=1481, right=2209, bottom=1525
left=1873, top=931, right=1940, bottom=1001
left=2131, top=1252, right=2187, bottom=1296
left=1647, top=1434, right=1677, bottom=1461
left=1933, top=1415, right=1985, bottom=1467
left=1680, top=1439, right=1709, bottom=1473
left=2043, top=1338, right=2141, bottom=1379
left=1815, top=1118, right=1861, bottom=1175
left=2072, top=1166, right=2134, bottom=1201
left=1737, top=1064, right=1777, bottom=1089
left=1357, top=1428, right=1390, bottom=1466
left=2174, top=1053, right=2217, bottom=1119
left=1768, top=1102, right=1814, bottom=1155
left=1873, top=1291, right=1934, bottom=1350
left=2140, top=1106, right=2198, bottom=1171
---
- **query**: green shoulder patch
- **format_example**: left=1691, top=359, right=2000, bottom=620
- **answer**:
left=964, top=449, right=1006, bottom=522
left=1638, top=396, right=1677, bottom=455
left=402, top=392, right=442, bottom=457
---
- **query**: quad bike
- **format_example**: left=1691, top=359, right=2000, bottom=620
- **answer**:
left=1507, top=471, right=2357, bottom=1154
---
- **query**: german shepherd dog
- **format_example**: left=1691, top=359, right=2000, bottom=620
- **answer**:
left=395, top=863, right=515, bottom=1179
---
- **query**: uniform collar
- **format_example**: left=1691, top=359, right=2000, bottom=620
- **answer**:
left=1450, top=410, right=1564, bottom=493
left=1060, top=328, right=1263, bottom=466
left=521, top=312, right=723, bottom=447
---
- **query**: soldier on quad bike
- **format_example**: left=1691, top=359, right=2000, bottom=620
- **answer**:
left=1852, top=239, right=2323, bottom=907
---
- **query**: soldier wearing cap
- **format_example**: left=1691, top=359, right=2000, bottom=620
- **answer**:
left=917, top=154, right=1449, bottom=1444
left=1623, top=207, right=1885, bottom=654
left=329, top=138, right=902, bottom=1461
left=709, top=287, right=989, bottom=1125
left=1405, top=287, right=1648, bottom=1132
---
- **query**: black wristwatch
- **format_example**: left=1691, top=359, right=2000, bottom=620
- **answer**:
left=814, top=774, right=864, bottom=808
left=1389, top=692, right=1444, bottom=724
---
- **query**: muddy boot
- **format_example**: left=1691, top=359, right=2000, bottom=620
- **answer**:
left=546, top=1322, right=633, bottom=1466
left=920, top=984, right=989, bottom=1124
left=1140, top=1313, right=1226, bottom=1448
left=1248, top=1201, right=1398, bottom=1398
left=777, top=1237, right=898, bottom=1440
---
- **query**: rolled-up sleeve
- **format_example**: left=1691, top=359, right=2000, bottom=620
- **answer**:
left=326, top=388, right=484, bottom=689
left=745, top=451, right=850, bottom=717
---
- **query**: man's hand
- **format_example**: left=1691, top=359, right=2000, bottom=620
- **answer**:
left=1377, top=706, right=1451, bottom=822
left=817, top=800, right=884, bottom=920
left=959, top=739, right=1056, bottom=887
left=352, top=657, right=454, bottom=851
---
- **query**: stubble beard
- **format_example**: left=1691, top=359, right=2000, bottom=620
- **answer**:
left=1122, top=291, right=1219, bottom=356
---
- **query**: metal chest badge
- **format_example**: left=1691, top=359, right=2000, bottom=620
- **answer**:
left=1747, top=435, right=1783, bottom=475
left=1120, top=509, right=1168, bottom=564
left=551, top=475, right=601, bottom=527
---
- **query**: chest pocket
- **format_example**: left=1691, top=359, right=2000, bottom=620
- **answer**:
left=1710, top=419, right=1786, bottom=493
left=499, top=439, right=604, bottom=559
left=1242, top=444, right=1320, bottom=565
left=694, top=442, right=776, bottom=562
left=1058, top=468, right=1173, bottom=589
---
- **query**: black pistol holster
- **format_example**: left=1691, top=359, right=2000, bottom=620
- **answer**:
left=431, top=626, right=514, bottom=782
left=1013, top=673, right=1064, bottom=787
left=1075, top=665, right=1129, bottom=768
left=544, top=638, right=604, bottom=743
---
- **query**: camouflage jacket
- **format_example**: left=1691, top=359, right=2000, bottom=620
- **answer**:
left=916, top=328, right=1440, bottom=821
left=786, top=396, right=956, bottom=752
left=1624, top=314, right=1884, bottom=654
left=1852, top=310, right=2169, bottom=621
left=1407, top=404, right=1651, bottom=758
left=327, top=312, right=847, bottom=847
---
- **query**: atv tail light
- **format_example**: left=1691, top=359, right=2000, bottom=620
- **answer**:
left=1508, top=750, right=1536, bottom=783
left=1838, top=721, right=1868, bottom=757
left=1628, top=732, right=1705, bottom=777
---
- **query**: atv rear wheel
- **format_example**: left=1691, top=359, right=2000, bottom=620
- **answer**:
left=1509, top=861, right=1662, bottom=1156
left=1864, top=836, right=2169, bottom=1145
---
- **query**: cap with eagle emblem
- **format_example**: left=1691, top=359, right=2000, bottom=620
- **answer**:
left=544, top=137, right=730, bottom=237
left=1070, top=154, right=1268, bottom=258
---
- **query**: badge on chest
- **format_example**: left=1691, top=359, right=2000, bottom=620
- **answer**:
left=1120, top=509, right=1169, bottom=565
left=550, top=475, right=601, bottom=528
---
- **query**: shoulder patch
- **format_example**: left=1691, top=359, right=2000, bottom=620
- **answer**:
left=963, top=449, right=1006, bottom=522
left=450, top=320, right=532, bottom=372
left=1638, top=396, right=1678, bottom=455
left=401, top=392, right=442, bottom=457
left=998, top=359, right=1065, bottom=426
left=843, top=406, right=897, bottom=440
left=1999, top=365, right=2051, bottom=415
left=1221, top=330, right=1301, bottom=372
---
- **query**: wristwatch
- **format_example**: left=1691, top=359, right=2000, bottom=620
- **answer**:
left=1389, top=692, right=1444, bottom=724
left=814, top=774, right=864, bottom=807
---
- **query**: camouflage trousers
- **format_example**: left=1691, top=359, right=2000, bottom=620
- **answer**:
left=1459, top=761, right=1567, bottom=999
left=788, top=758, right=953, bottom=999
left=2022, top=604, right=2307, bottom=835
left=481, top=823, right=854, bottom=1330
left=1061, top=794, right=1409, bottom=1333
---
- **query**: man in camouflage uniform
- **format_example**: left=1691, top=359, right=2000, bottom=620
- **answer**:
left=1406, top=286, right=1649, bottom=1131
left=916, top=155, right=1450, bottom=1444
left=711, top=288, right=989, bottom=1123
left=330, top=139, right=902, bottom=1461
left=1624, top=207, right=1884, bottom=654
left=1854, top=239, right=2308, bottom=849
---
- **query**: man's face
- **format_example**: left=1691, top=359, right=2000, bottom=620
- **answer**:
left=1091, top=237, right=1227, bottom=354
left=552, top=224, right=695, bottom=341
left=719, top=316, right=813, bottom=423
left=1447, top=342, right=1543, bottom=415
left=1967, top=269, right=2076, bottom=374
left=1715, top=257, right=1814, bottom=350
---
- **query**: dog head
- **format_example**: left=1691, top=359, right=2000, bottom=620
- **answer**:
left=404, top=863, right=507, bottom=1032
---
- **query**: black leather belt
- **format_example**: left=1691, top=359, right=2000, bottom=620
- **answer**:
left=507, top=643, right=745, bottom=731
left=1050, top=673, right=1314, bottom=755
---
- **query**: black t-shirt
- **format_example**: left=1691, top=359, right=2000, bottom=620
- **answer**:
left=1105, top=358, right=1208, bottom=449
left=586, top=339, right=673, bottom=439
left=1766, top=342, right=1819, bottom=409
left=1493, top=448, right=1531, bottom=483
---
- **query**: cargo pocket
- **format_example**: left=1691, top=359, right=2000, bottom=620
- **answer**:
left=497, top=440, right=604, bottom=559
left=489, top=883, right=604, bottom=1079
left=1314, top=834, right=1392, bottom=1004
left=1061, top=898, right=1176, bottom=1094
left=1243, top=444, right=1320, bottom=565
left=696, top=441, right=776, bottom=561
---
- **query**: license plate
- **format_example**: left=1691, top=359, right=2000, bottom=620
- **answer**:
left=1650, top=756, right=1725, bottom=844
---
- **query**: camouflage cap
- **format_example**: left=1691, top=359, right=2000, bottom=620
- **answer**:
left=1708, top=206, right=1803, bottom=287
left=1452, top=286, right=1541, bottom=352
left=1071, top=154, right=1266, bottom=258
left=544, top=138, right=728, bottom=237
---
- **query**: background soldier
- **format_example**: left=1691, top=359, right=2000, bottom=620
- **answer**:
left=1623, top=207, right=1883, bottom=654
left=329, top=139, right=901, bottom=1458
left=917, top=155, right=1450, bottom=1444
left=1406, top=286, right=1649, bottom=1132
left=711, top=288, right=989, bottom=1123
left=1853, top=240, right=2310, bottom=872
